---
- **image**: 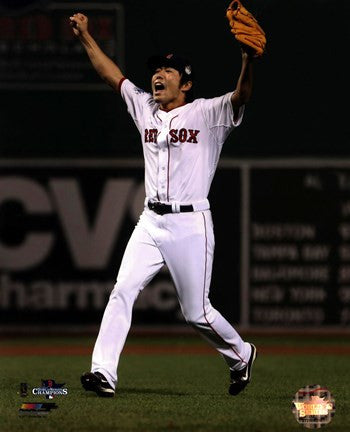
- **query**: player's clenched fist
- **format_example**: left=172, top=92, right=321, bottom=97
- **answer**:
left=69, top=13, right=88, bottom=37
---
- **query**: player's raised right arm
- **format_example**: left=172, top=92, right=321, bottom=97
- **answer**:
left=69, top=13, right=124, bottom=92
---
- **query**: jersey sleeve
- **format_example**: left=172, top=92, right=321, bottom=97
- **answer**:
left=200, top=92, right=245, bottom=146
left=119, top=78, right=153, bottom=134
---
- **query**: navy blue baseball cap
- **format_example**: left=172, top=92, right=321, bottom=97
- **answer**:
left=147, top=53, right=194, bottom=81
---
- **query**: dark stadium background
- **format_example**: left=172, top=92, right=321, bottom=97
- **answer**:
left=1, top=0, right=346, bottom=159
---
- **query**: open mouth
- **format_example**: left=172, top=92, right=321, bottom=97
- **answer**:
left=154, top=81, right=165, bottom=92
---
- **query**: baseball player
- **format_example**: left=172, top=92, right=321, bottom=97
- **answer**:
left=70, top=7, right=258, bottom=398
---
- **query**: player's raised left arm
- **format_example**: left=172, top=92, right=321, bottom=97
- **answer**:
left=231, top=51, right=253, bottom=113
left=226, top=0, right=266, bottom=115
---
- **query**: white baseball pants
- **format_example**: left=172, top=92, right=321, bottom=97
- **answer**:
left=91, top=208, right=251, bottom=389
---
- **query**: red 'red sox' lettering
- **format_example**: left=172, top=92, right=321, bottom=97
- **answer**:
left=145, top=128, right=200, bottom=144
left=169, top=128, right=200, bottom=144
left=144, top=128, right=158, bottom=143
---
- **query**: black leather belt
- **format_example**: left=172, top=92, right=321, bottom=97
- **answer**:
left=148, top=201, right=194, bottom=215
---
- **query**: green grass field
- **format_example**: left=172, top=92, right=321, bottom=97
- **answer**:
left=1, top=334, right=349, bottom=432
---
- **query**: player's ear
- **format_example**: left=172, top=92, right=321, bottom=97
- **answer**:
left=181, top=80, right=192, bottom=92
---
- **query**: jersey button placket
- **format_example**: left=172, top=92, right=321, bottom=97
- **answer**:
left=158, top=150, right=167, bottom=200
left=157, top=123, right=169, bottom=201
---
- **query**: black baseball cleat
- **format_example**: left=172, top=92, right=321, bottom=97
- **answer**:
left=228, top=343, right=257, bottom=396
left=81, top=371, right=115, bottom=397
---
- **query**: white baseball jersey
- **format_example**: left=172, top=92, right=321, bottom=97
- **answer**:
left=90, top=77, right=252, bottom=390
left=120, top=78, right=244, bottom=203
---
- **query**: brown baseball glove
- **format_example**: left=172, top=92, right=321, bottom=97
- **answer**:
left=226, top=0, right=266, bottom=57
